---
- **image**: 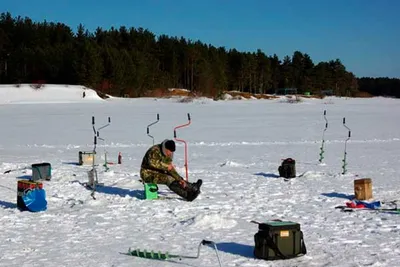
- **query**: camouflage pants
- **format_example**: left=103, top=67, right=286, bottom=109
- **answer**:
left=140, top=169, right=176, bottom=186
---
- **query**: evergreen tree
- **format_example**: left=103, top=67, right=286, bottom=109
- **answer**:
left=4, top=12, right=397, bottom=98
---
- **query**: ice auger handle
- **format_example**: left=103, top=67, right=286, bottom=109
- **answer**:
left=200, top=240, right=223, bottom=267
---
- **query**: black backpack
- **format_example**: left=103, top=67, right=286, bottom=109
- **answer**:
left=278, top=158, right=296, bottom=178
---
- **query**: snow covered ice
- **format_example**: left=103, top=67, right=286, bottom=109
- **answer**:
left=0, top=84, right=399, bottom=267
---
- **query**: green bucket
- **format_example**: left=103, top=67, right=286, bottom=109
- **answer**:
left=144, top=183, right=158, bottom=200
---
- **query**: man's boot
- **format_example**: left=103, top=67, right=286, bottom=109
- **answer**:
left=188, top=179, right=202, bottom=192
left=168, top=180, right=201, bottom=202
left=168, top=181, right=190, bottom=200
left=186, top=179, right=202, bottom=201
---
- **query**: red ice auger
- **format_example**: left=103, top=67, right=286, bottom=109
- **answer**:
left=173, top=113, right=191, bottom=181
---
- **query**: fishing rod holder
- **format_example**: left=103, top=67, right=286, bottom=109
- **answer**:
left=147, top=113, right=160, bottom=145
left=88, top=116, right=111, bottom=198
left=319, top=110, right=328, bottom=163
left=342, top=117, right=351, bottom=174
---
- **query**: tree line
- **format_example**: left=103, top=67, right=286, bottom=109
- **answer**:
left=357, top=77, right=400, bottom=98
left=0, top=12, right=398, bottom=98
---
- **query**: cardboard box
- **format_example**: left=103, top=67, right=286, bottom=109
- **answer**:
left=79, top=151, right=96, bottom=165
left=354, top=178, right=373, bottom=200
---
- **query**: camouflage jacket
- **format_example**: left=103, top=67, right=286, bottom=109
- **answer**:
left=140, top=144, right=181, bottom=180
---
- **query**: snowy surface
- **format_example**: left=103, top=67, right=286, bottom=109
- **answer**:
left=0, top=84, right=399, bottom=267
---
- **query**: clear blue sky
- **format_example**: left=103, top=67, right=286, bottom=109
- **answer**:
left=3, top=0, right=400, bottom=78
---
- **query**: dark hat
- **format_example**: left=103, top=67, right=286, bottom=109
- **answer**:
left=164, top=140, right=176, bottom=152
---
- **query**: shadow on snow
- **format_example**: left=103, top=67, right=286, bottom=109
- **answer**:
left=253, top=172, right=280, bottom=178
left=321, top=192, right=354, bottom=200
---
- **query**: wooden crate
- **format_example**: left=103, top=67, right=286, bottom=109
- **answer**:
left=354, top=178, right=373, bottom=200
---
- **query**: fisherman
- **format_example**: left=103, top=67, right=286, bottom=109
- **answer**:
left=140, top=139, right=202, bottom=201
